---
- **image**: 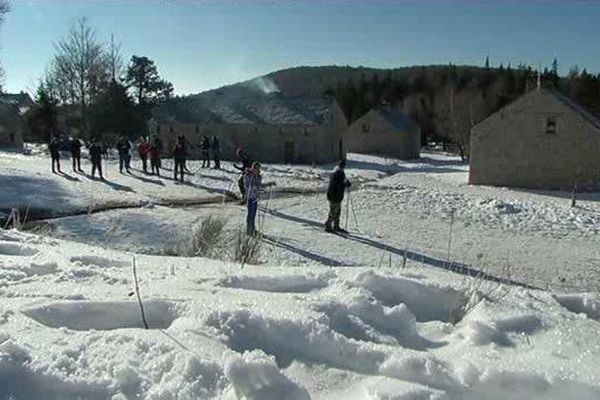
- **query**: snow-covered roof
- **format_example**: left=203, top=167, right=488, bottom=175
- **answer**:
left=0, top=92, right=34, bottom=108
left=154, top=93, right=333, bottom=126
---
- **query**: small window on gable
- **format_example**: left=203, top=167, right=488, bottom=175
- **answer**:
left=545, top=117, right=557, bottom=135
left=362, top=124, right=370, bottom=133
left=10, top=132, right=15, bottom=142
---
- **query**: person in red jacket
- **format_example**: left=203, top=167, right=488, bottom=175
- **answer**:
left=138, top=137, right=151, bottom=173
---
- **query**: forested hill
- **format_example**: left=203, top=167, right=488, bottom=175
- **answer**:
left=188, top=64, right=600, bottom=156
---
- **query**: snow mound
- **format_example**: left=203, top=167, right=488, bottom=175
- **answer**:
left=554, top=293, right=600, bottom=321
left=0, top=241, right=39, bottom=256
left=70, top=255, right=129, bottom=268
left=215, top=272, right=330, bottom=293
left=350, top=271, right=466, bottom=322
left=206, top=310, right=387, bottom=374
left=313, top=296, right=445, bottom=349
left=22, top=300, right=177, bottom=331
left=0, top=262, right=58, bottom=283
left=0, top=336, right=111, bottom=400
left=224, top=350, right=310, bottom=400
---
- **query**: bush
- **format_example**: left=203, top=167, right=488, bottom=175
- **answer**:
left=192, top=215, right=226, bottom=257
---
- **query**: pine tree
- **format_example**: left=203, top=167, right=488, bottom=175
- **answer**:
left=485, top=55, right=490, bottom=69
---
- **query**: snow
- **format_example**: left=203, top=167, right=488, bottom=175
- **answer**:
left=1, top=148, right=600, bottom=399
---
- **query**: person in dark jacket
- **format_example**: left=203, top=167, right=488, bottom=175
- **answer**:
left=138, top=137, right=150, bottom=173
left=150, top=136, right=162, bottom=176
left=89, top=138, right=103, bottom=179
left=200, top=136, right=210, bottom=168
left=69, top=136, right=83, bottom=173
left=244, top=162, right=262, bottom=235
left=117, top=136, right=131, bottom=174
left=173, top=136, right=185, bottom=182
left=211, top=136, right=220, bottom=169
left=49, top=135, right=61, bottom=173
left=325, top=158, right=351, bottom=233
left=233, top=148, right=253, bottom=202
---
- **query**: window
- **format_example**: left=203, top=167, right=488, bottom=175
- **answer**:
left=545, top=117, right=557, bottom=134
left=304, top=127, right=309, bottom=137
left=157, top=125, right=161, bottom=134
left=279, top=127, right=285, bottom=136
left=195, top=126, right=200, bottom=133
left=362, top=124, right=370, bottom=133
left=9, top=132, right=15, bottom=142
left=169, top=126, right=174, bottom=133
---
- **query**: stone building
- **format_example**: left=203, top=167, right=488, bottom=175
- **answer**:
left=148, top=93, right=347, bottom=164
left=470, top=88, right=600, bottom=190
left=345, top=106, right=421, bottom=159
left=0, top=92, right=33, bottom=150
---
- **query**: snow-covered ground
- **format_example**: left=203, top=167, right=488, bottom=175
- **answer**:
left=1, top=148, right=600, bottom=399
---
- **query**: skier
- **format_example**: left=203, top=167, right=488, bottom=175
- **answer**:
left=211, top=135, right=221, bottom=169
left=244, top=161, right=262, bottom=235
left=200, top=136, right=210, bottom=168
left=69, top=136, right=83, bottom=173
left=150, top=136, right=162, bottom=176
left=173, top=136, right=186, bottom=182
left=126, top=138, right=134, bottom=171
left=138, top=137, right=150, bottom=173
left=117, top=136, right=131, bottom=174
left=89, top=138, right=104, bottom=180
left=179, top=135, right=192, bottom=173
left=49, top=135, right=61, bottom=174
left=233, top=148, right=253, bottom=202
left=325, top=158, right=351, bottom=233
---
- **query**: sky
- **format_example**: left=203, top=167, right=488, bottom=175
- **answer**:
left=1, top=0, right=599, bottom=96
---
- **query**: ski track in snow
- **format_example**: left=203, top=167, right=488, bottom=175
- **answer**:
left=1, top=151, right=600, bottom=398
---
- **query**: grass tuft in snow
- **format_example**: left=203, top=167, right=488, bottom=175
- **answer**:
left=192, top=215, right=227, bottom=257
left=233, top=231, right=262, bottom=267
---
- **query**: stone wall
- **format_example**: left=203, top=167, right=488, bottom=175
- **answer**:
left=149, top=104, right=346, bottom=164
left=470, top=89, right=600, bottom=190
left=345, top=109, right=421, bottom=159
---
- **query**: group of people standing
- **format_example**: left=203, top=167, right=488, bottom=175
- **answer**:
left=48, top=134, right=348, bottom=237
left=49, top=135, right=165, bottom=180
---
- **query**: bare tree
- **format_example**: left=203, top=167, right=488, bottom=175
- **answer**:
left=47, top=17, right=109, bottom=137
left=107, top=34, right=124, bottom=82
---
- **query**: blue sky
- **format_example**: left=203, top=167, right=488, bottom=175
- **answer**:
left=1, top=0, right=598, bottom=95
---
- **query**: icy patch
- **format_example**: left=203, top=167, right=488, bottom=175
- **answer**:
left=216, top=272, right=330, bottom=293
left=70, top=255, right=129, bottom=268
left=554, top=293, right=600, bottom=321
left=313, top=296, right=445, bottom=350
left=224, top=350, right=310, bottom=400
left=22, top=300, right=177, bottom=330
left=206, top=310, right=386, bottom=374
left=351, top=271, right=466, bottom=322
left=0, top=241, right=38, bottom=256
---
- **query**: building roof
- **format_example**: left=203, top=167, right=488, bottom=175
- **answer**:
left=551, top=89, right=600, bottom=130
left=0, top=92, right=34, bottom=109
left=375, top=106, right=419, bottom=131
left=153, top=93, right=334, bottom=126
